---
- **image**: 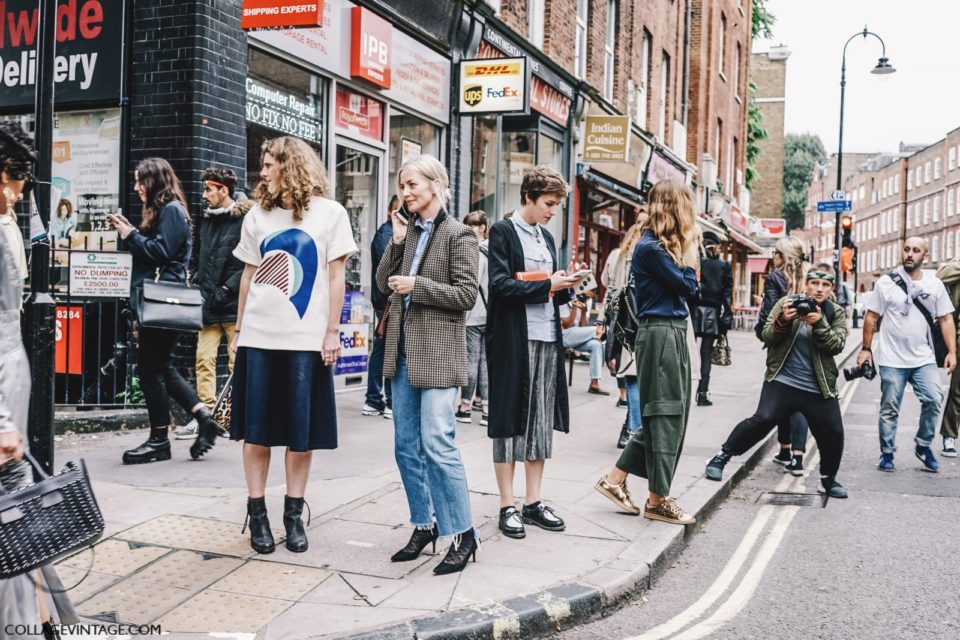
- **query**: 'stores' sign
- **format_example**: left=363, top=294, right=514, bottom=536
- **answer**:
left=241, top=0, right=324, bottom=30
left=0, top=0, right=124, bottom=110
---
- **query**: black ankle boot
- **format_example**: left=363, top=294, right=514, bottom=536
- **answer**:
left=696, top=391, right=713, bottom=406
left=391, top=525, right=438, bottom=562
left=283, top=495, right=310, bottom=553
left=122, top=433, right=171, bottom=465
left=617, top=424, right=631, bottom=449
left=243, top=497, right=275, bottom=554
left=434, top=528, right=478, bottom=575
left=189, top=409, right=219, bottom=460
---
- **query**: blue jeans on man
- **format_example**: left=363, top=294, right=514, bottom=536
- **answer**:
left=878, top=364, right=943, bottom=453
left=365, top=310, right=392, bottom=411
left=391, top=356, right=474, bottom=537
left=562, top=326, right=604, bottom=381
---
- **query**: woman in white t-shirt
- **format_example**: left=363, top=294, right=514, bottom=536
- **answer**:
left=229, top=136, right=357, bottom=555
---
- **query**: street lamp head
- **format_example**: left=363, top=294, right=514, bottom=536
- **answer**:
left=871, top=57, right=896, bottom=75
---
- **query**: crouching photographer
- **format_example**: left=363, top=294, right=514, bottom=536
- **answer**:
left=705, top=269, right=850, bottom=498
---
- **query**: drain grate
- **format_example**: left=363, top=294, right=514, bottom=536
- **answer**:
left=756, top=492, right=825, bottom=507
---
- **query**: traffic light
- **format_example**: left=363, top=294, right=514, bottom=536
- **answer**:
left=841, top=246, right=854, bottom=273
left=840, top=215, right=854, bottom=248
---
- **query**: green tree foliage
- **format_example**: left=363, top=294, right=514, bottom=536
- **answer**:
left=782, top=133, right=827, bottom=230
left=752, top=0, right=775, bottom=39
left=745, top=82, right=767, bottom=190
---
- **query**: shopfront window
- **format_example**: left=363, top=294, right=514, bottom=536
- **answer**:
left=335, top=146, right=379, bottom=294
left=388, top=111, right=440, bottom=204
left=245, top=49, right=326, bottom=191
left=470, top=116, right=498, bottom=214
left=498, top=130, right=537, bottom=217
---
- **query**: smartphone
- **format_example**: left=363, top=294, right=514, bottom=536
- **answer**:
left=394, top=205, right=410, bottom=224
left=571, top=269, right=593, bottom=280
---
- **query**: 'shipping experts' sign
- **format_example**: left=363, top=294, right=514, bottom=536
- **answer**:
left=0, top=0, right=124, bottom=110
left=458, top=57, right=528, bottom=115
left=241, top=0, right=324, bottom=30
left=583, top=115, right=631, bottom=163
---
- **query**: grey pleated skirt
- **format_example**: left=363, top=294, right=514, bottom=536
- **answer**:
left=493, top=340, right=559, bottom=463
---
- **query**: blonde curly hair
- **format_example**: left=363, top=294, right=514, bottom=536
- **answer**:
left=254, top=136, right=330, bottom=222
left=774, top=236, right=809, bottom=294
left=643, top=180, right=699, bottom=266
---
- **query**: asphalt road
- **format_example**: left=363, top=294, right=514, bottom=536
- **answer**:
left=556, top=370, right=960, bottom=640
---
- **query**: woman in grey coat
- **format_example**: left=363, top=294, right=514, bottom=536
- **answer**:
left=0, top=122, right=78, bottom=638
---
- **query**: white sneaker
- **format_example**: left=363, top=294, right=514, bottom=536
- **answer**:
left=174, top=419, right=199, bottom=440
left=943, top=437, right=958, bottom=458
left=383, top=406, right=393, bottom=419
left=362, top=403, right=383, bottom=416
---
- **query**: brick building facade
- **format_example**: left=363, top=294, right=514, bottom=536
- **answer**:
left=749, top=46, right=789, bottom=219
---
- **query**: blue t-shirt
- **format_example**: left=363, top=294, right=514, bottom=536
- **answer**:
left=773, top=323, right=821, bottom=394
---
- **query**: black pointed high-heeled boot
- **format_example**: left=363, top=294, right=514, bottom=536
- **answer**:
left=243, top=497, right=275, bottom=554
left=390, top=525, right=439, bottom=562
left=283, top=495, right=310, bottom=553
left=433, top=528, right=478, bottom=575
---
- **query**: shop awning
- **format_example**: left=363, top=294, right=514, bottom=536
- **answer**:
left=748, top=256, right=771, bottom=273
left=697, top=216, right=728, bottom=241
left=727, top=228, right=763, bottom=254
left=580, top=168, right=644, bottom=206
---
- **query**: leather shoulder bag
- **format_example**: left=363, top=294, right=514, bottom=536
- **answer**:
left=137, top=263, right=204, bottom=332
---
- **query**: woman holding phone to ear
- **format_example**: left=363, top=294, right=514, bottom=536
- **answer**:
left=376, top=154, right=481, bottom=575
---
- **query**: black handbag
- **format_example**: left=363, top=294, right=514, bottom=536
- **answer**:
left=0, top=452, right=105, bottom=579
left=137, top=265, right=204, bottom=332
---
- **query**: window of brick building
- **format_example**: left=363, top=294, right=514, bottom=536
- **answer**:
left=528, top=0, right=545, bottom=48
left=925, top=162, right=931, bottom=183
left=715, top=117, right=723, bottom=186
left=659, top=51, right=671, bottom=141
left=603, top=0, right=617, bottom=101
left=719, top=13, right=727, bottom=77
left=734, top=42, right=742, bottom=100
left=934, top=195, right=940, bottom=221
left=916, top=166, right=922, bottom=185
left=956, top=232, right=960, bottom=258
left=895, top=174, right=900, bottom=193
left=935, top=158, right=942, bottom=180
left=906, top=205, right=912, bottom=229
left=924, top=199, right=930, bottom=224
left=908, top=171, right=913, bottom=190
left=950, top=147, right=957, bottom=171
left=575, top=0, right=588, bottom=78
left=638, top=29, right=651, bottom=130
left=933, top=236, right=940, bottom=263
left=948, top=232, right=955, bottom=259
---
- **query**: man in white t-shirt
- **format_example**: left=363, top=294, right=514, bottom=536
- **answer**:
left=859, top=237, right=957, bottom=473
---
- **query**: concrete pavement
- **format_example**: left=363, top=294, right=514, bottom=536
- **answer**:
left=51, top=327, right=862, bottom=639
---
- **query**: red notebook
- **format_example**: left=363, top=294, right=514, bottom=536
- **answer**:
left=515, top=270, right=550, bottom=281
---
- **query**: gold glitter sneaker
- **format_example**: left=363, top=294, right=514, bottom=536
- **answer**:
left=593, top=476, right=641, bottom=515
left=644, top=497, right=696, bottom=525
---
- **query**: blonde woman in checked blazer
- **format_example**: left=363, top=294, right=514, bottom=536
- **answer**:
left=376, top=155, right=480, bottom=575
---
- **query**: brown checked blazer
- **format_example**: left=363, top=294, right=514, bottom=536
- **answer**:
left=376, top=210, right=479, bottom=388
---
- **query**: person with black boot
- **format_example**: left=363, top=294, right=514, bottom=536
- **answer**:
left=691, top=232, right=733, bottom=406
left=229, top=137, right=356, bottom=554
left=377, top=155, right=479, bottom=574
left=107, top=158, right=221, bottom=464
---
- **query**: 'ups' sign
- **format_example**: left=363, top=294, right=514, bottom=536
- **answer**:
left=458, top=57, right=528, bottom=115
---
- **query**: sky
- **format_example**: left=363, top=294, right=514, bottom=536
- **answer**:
left=753, top=0, right=960, bottom=156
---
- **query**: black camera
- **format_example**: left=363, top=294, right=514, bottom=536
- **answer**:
left=788, top=295, right=819, bottom=316
left=843, top=360, right=877, bottom=381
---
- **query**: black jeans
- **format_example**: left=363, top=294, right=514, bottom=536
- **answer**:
left=723, top=380, right=844, bottom=477
left=697, top=335, right=716, bottom=393
left=777, top=412, right=810, bottom=452
left=137, top=327, right=202, bottom=428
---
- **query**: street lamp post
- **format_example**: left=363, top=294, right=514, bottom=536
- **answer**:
left=835, top=27, right=896, bottom=288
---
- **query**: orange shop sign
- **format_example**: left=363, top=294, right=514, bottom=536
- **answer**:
left=241, top=1, right=324, bottom=30
left=350, top=6, right=391, bottom=89
left=335, top=87, right=384, bottom=142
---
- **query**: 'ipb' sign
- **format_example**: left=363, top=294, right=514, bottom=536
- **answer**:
left=241, top=1, right=324, bottom=30
left=350, top=6, right=391, bottom=89
left=458, top=57, right=528, bottom=114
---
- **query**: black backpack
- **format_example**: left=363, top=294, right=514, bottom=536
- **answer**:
left=604, top=276, right=639, bottom=359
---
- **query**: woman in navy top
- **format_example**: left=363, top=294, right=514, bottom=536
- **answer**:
left=594, top=180, right=701, bottom=526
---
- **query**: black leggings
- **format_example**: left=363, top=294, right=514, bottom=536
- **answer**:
left=777, top=412, right=810, bottom=452
left=723, top=380, right=844, bottom=477
left=697, top=335, right=715, bottom=393
left=137, top=327, right=202, bottom=428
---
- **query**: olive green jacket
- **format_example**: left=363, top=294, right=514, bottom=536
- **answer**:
left=760, top=297, right=848, bottom=398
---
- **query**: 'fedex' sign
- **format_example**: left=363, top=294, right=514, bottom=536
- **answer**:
left=350, top=6, right=391, bottom=89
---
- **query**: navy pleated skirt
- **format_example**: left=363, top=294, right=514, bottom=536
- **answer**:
left=230, top=347, right=338, bottom=451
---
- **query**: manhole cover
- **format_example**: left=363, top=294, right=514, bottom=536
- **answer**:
left=756, top=492, right=824, bottom=507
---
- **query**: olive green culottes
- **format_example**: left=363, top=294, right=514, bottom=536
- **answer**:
left=615, top=318, right=691, bottom=496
